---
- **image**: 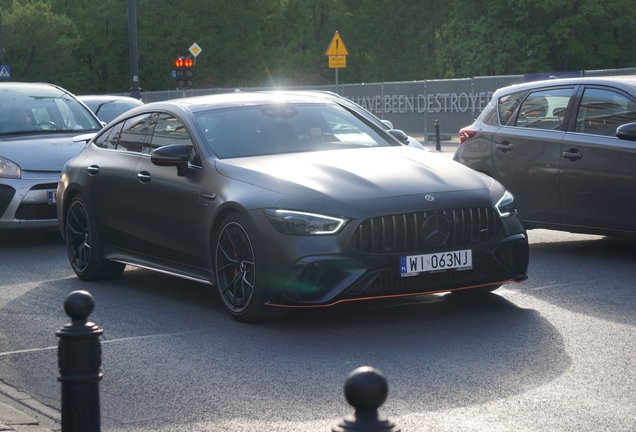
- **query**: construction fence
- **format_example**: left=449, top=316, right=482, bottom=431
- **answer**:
left=136, top=67, right=636, bottom=139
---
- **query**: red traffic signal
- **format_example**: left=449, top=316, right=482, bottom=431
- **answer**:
left=174, top=56, right=194, bottom=90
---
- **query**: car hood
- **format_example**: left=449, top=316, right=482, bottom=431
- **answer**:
left=215, top=146, right=490, bottom=201
left=0, top=133, right=88, bottom=171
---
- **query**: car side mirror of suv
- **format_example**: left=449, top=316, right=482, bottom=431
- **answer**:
left=151, top=144, right=190, bottom=176
left=388, top=129, right=409, bottom=144
left=616, top=122, right=636, bottom=142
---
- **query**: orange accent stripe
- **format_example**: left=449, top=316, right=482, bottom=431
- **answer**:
left=265, top=279, right=519, bottom=309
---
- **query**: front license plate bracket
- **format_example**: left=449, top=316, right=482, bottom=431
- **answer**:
left=400, top=249, right=472, bottom=277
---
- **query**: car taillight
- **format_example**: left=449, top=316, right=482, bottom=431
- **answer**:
left=458, top=127, right=476, bottom=145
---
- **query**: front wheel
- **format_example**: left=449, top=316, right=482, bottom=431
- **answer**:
left=65, top=195, right=125, bottom=280
left=214, top=213, right=283, bottom=322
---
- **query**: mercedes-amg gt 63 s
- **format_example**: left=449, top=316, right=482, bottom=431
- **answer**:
left=57, top=92, right=529, bottom=322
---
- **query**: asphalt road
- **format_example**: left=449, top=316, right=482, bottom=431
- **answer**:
left=0, top=151, right=634, bottom=431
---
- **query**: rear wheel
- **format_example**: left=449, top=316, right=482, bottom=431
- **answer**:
left=214, top=213, right=284, bottom=322
left=65, top=195, right=125, bottom=280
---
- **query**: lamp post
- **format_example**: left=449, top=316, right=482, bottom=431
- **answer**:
left=128, top=0, right=141, bottom=99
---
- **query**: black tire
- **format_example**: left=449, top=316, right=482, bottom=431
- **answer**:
left=450, top=284, right=501, bottom=297
left=65, top=195, right=125, bottom=281
left=214, top=213, right=284, bottom=323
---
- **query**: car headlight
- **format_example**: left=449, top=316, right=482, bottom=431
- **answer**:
left=264, top=209, right=348, bottom=235
left=496, top=190, right=517, bottom=218
left=0, top=157, right=21, bottom=179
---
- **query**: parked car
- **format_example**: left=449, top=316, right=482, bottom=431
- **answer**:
left=57, top=92, right=529, bottom=322
left=78, top=95, right=143, bottom=124
left=454, top=76, right=636, bottom=238
left=265, top=90, right=430, bottom=151
left=0, top=82, right=102, bottom=229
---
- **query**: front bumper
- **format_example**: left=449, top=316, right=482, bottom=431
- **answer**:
left=251, top=207, right=529, bottom=307
left=0, top=173, right=60, bottom=229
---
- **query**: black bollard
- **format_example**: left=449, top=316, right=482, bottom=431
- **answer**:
left=332, top=366, right=400, bottom=432
left=56, top=290, right=103, bottom=432
left=435, top=119, right=441, bottom=151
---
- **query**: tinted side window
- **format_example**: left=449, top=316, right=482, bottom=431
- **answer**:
left=482, top=100, right=499, bottom=126
left=514, top=88, right=574, bottom=130
left=93, top=121, right=124, bottom=149
left=575, top=88, right=636, bottom=136
left=116, top=113, right=153, bottom=153
left=498, top=90, right=526, bottom=125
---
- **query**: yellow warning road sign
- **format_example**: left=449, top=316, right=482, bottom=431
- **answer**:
left=325, top=31, right=349, bottom=56
left=329, top=55, right=346, bottom=68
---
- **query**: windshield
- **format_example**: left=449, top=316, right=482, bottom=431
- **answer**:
left=195, top=102, right=395, bottom=158
left=0, top=87, right=102, bottom=135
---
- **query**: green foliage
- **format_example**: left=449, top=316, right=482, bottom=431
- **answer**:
left=2, top=0, right=80, bottom=88
left=0, top=0, right=634, bottom=94
left=441, top=0, right=636, bottom=76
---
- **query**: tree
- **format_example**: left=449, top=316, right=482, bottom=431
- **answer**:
left=50, top=0, right=130, bottom=94
left=3, top=0, right=80, bottom=89
left=439, top=0, right=636, bottom=78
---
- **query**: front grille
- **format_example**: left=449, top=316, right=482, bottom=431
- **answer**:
left=0, top=185, right=16, bottom=218
left=14, top=203, right=57, bottom=220
left=30, top=183, right=58, bottom=190
left=362, top=267, right=483, bottom=296
left=493, top=237, right=529, bottom=279
left=343, top=258, right=512, bottom=299
left=351, top=207, right=502, bottom=254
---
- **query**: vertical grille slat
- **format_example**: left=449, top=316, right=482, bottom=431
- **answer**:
left=351, top=207, right=502, bottom=254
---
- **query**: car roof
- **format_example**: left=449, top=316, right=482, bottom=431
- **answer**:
left=138, top=91, right=339, bottom=114
left=77, top=95, right=142, bottom=102
left=0, top=82, right=75, bottom=97
left=494, top=75, right=636, bottom=96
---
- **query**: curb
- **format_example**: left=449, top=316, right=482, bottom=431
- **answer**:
left=0, top=382, right=60, bottom=432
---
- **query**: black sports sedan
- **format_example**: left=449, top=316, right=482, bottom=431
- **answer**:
left=57, top=92, right=529, bottom=322
left=454, top=76, right=636, bottom=238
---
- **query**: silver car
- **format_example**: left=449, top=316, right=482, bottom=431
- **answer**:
left=0, top=82, right=102, bottom=229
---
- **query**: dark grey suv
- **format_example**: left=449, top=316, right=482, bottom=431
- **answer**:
left=454, top=76, right=636, bottom=238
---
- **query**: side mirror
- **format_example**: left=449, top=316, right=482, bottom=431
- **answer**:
left=381, top=119, right=394, bottom=129
left=388, top=129, right=409, bottom=144
left=616, top=122, right=636, bottom=142
left=151, top=144, right=190, bottom=176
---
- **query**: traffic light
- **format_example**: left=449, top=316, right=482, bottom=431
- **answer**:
left=174, top=56, right=194, bottom=90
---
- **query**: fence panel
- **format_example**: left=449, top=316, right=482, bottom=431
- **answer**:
left=128, top=68, right=634, bottom=137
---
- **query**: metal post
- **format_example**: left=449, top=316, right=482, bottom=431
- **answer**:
left=332, top=366, right=400, bottom=432
left=127, top=0, right=141, bottom=99
left=0, top=9, right=5, bottom=65
left=435, top=119, right=441, bottom=151
left=57, top=291, right=103, bottom=432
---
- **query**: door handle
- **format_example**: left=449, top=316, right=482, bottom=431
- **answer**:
left=137, top=171, right=151, bottom=183
left=562, top=150, right=582, bottom=160
left=86, top=165, right=99, bottom=175
left=496, top=142, right=513, bottom=152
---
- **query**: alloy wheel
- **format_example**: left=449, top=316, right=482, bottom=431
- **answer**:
left=66, top=200, right=92, bottom=273
left=215, top=221, right=256, bottom=313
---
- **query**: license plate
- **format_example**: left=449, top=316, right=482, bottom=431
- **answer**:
left=400, top=249, right=472, bottom=277
left=47, top=190, right=56, bottom=205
